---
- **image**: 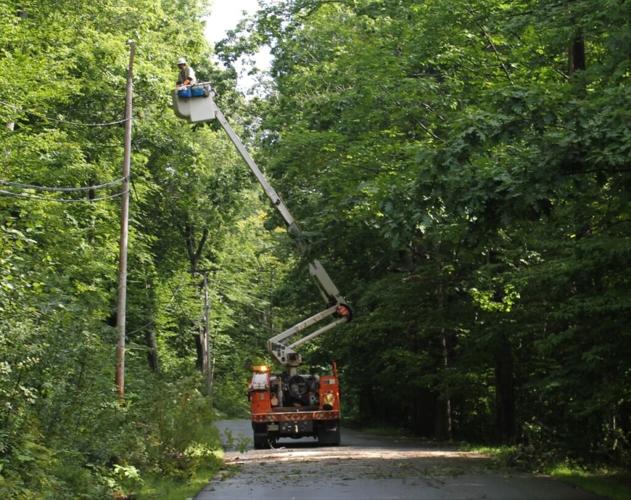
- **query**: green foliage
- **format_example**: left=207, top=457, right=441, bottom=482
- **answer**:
left=549, top=466, right=631, bottom=500
left=0, top=0, right=261, bottom=496
left=138, top=464, right=222, bottom=500
left=2, top=0, right=631, bottom=496
left=217, top=0, right=631, bottom=467
left=134, top=378, right=220, bottom=480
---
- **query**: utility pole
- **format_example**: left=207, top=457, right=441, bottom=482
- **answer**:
left=115, top=40, right=135, bottom=399
left=202, top=273, right=212, bottom=396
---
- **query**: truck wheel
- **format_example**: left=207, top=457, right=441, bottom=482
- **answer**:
left=253, top=433, right=270, bottom=449
left=317, top=420, right=341, bottom=446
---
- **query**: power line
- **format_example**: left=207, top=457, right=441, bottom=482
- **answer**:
left=0, top=189, right=128, bottom=203
left=125, top=277, right=269, bottom=337
left=48, top=116, right=129, bottom=127
left=0, top=177, right=125, bottom=192
left=0, top=99, right=129, bottom=128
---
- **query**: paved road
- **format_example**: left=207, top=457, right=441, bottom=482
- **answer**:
left=195, top=419, right=599, bottom=500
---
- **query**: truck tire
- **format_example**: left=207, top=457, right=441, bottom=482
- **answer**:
left=253, top=432, right=270, bottom=449
left=317, top=420, right=341, bottom=446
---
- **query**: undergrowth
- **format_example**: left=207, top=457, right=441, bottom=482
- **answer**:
left=0, top=374, right=222, bottom=499
left=463, top=443, right=631, bottom=500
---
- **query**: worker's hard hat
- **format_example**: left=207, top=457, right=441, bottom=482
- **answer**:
left=177, top=57, right=187, bottom=65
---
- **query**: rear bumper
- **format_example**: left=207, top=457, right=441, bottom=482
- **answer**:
left=251, top=409, right=339, bottom=423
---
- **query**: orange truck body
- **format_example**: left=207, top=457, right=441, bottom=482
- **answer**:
left=248, top=366, right=342, bottom=448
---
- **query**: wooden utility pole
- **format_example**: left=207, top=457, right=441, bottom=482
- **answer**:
left=115, top=40, right=135, bottom=399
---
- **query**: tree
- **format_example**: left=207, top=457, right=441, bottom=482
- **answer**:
left=218, top=0, right=631, bottom=464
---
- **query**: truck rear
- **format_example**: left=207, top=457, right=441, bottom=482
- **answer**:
left=249, top=365, right=341, bottom=448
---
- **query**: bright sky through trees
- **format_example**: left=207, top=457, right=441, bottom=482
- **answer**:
left=205, top=0, right=272, bottom=92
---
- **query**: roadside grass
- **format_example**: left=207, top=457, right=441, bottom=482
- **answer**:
left=548, top=465, right=631, bottom=500
left=462, top=444, right=631, bottom=499
left=460, top=444, right=519, bottom=465
left=138, top=450, right=224, bottom=500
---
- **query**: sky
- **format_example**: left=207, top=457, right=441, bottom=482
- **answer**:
left=204, top=0, right=273, bottom=92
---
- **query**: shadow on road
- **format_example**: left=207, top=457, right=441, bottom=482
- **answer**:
left=197, top=420, right=599, bottom=499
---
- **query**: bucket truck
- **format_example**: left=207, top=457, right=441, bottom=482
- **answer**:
left=173, top=83, right=352, bottom=448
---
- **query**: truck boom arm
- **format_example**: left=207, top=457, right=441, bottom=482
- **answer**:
left=214, top=108, right=299, bottom=234
left=173, top=85, right=351, bottom=370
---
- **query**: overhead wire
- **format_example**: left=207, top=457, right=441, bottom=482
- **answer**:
left=0, top=99, right=129, bottom=128
left=0, top=189, right=128, bottom=203
left=0, top=177, right=125, bottom=192
left=1, top=94, right=130, bottom=202
left=44, top=116, right=129, bottom=128
left=125, top=276, right=270, bottom=337
left=1, top=95, right=130, bottom=201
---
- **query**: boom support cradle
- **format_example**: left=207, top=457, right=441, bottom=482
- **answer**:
left=174, top=84, right=352, bottom=372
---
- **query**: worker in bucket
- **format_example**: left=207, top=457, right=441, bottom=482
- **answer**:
left=176, top=57, right=196, bottom=88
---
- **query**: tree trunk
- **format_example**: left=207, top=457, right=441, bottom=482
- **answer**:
left=441, top=333, right=453, bottom=440
left=569, top=30, right=586, bottom=74
left=182, top=223, right=209, bottom=371
left=494, top=332, right=516, bottom=442
left=184, top=224, right=208, bottom=277
left=194, top=333, right=203, bottom=371
left=412, top=388, right=435, bottom=437
left=201, top=273, right=211, bottom=394
left=145, top=329, right=160, bottom=373
left=435, top=281, right=453, bottom=441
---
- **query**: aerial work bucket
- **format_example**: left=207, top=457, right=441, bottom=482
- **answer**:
left=172, top=83, right=218, bottom=123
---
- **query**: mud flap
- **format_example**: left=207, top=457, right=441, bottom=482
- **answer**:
left=317, top=419, right=341, bottom=446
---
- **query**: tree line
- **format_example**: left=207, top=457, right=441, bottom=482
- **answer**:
left=1, top=0, right=630, bottom=496
left=218, top=0, right=631, bottom=467
left=0, top=0, right=284, bottom=496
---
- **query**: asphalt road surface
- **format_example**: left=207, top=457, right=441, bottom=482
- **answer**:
left=195, top=419, right=599, bottom=500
